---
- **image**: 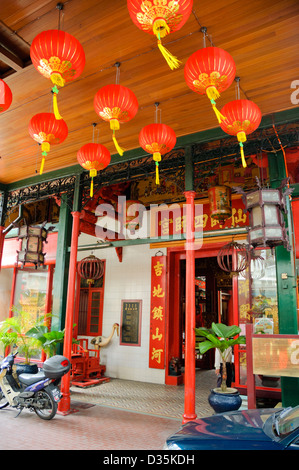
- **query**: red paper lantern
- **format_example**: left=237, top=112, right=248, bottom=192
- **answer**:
left=77, top=143, right=111, bottom=197
left=139, top=123, right=176, bottom=184
left=127, top=0, right=193, bottom=70
left=0, top=79, right=12, bottom=113
left=94, top=84, right=138, bottom=156
left=29, top=112, right=68, bottom=175
left=184, top=47, right=236, bottom=123
left=219, top=99, right=262, bottom=168
left=77, top=255, right=105, bottom=285
left=30, top=29, right=85, bottom=119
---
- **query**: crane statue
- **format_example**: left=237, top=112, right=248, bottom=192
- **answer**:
left=91, top=323, right=119, bottom=349
left=70, top=323, right=120, bottom=387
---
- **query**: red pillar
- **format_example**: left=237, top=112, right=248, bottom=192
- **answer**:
left=0, top=226, right=5, bottom=271
left=58, top=211, right=81, bottom=414
left=246, top=324, right=256, bottom=409
left=8, top=266, right=18, bottom=319
left=182, top=190, right=197, bottom=423
left=41, top=265, right=54, bottom=362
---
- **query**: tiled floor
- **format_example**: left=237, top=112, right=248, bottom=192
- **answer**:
left=70, top=369, right=216, bottom=419
left=0, top=370, right=222, bottom=450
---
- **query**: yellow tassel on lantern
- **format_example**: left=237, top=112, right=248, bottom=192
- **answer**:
left=109, top=119, right=124, bottom=155
left=110, top=119, right=120, bottom=131
left=112, top=130, right=125, bottom=156
left=50, top=73, right=65, bottom=88
left=40, top=142, right=50, bottom=175
left=237, top=131, right=247, bottom=168
left=153, top=19, right=170, bottom=39
left=210, top=99, right=227, bottom=124
left=52, top=86, right=62, bottom=120
left=153, top=152, right=161, bottom=185
left=157, top=40, right=181, bottom=70
left=206, top=86, right=220, bottom=101
left=89, top=169, right=97, bottom=198
left=40, top=155, right=46, bottom=175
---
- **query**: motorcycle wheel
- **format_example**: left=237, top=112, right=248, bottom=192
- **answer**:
left=34, top=390, right=57, bottom=420
left=0, top=388, right=9, bottom=409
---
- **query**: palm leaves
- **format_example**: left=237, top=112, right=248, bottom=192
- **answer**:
left=195, top=322, right=246, bottom=391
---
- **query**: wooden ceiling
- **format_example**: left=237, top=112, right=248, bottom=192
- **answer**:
left=0, top=0, right=298, bottom=185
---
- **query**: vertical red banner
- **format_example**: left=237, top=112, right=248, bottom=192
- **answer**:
left=149, top=255, right=167, bottom=369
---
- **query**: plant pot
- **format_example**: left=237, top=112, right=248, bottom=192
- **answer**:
left=16, top=363, right=39, bottom=375
left=208, top=387, right=242, bottom=414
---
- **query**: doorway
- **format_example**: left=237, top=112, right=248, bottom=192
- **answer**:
left=180, top=257, right=233, bottom=369
left=165, top=244, right=236, bottom=384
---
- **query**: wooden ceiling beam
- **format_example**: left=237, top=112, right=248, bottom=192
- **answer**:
left=0, top=42, right=24, bottom=70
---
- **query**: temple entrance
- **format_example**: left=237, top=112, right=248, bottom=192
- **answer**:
left=166, top=243, right=237, bottom=384
left=180, top=256, right=233, bottom=370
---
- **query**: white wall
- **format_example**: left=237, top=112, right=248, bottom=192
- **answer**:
left=77, top=233, right=166, bottom=384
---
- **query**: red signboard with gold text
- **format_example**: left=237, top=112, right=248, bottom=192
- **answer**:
left=149, top=256, right=167, bottom=369
left=150, top=196, right=248, bottom=238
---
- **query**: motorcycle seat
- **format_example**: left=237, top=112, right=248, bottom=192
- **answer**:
left=18, top=371, right=47, bottom=386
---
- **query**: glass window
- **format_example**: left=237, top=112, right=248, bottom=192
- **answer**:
left=13, top=267, right=48, bottom=320
left=238, top=248, right=278, bottom=333
left=237, top=249, right=279, bottom=387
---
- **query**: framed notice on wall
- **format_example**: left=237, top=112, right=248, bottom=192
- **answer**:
left=120, top=300, right=142, bottom=346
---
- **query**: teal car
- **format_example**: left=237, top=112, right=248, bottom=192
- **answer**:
left=164, top=406, right=299, bottom=450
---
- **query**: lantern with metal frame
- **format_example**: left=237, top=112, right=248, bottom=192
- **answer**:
left=77, top=255, right=105, bottom=285
left=235, top=178, right=292, bottom=250
left=17, top=222, right=50, bottom=268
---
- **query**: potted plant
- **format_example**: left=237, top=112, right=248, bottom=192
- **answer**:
left=0, top=326, right=18, bottom=358
left=26, top=325, right=66, bottom=358
left=0, top=308, right=42, bottom=373
left=195, top=322, right=246, bottom=413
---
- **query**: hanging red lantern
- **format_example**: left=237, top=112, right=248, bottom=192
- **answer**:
left=77, top=255, right=105, bottom=285
left=219, top=99, right=262, bottom=168
left=77, top=143, right=111, bottom=198
left=29, top=112, right=68, bottom=175
left=30, top=29, right=85, bottom=120
left=184, top=47, right=236, bottom=123
left=0, top=79, right=12, bottom=113
left=139, top=123, right=176, bottom=184
left=127, top=0, right=193, bottom=70
left=94, top=84, right=138, bottom=156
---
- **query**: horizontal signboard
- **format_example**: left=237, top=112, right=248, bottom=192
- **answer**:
left=253, top=336, right=299, bottom=377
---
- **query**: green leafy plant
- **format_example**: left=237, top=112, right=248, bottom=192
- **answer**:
left=25, top=325, right=65, bottom=358
left=26, top=322, right=79, bottom=358
left=0, top=309, right=42, bottom=364
left=0, top=326, right=18, bottom=357
left=195, top=322, right=246, bottom=392
left=0, top=309, right=76, bottom=362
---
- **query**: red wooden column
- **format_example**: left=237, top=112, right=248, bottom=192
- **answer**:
left=0, top=226, right=5, bottom=271
left=58, top=211, right=81, bottom=414
left=41, top=265, right=54, bottom=362
left=245, top=324, right=256, bottom=409
left=182, top=190, right=197, bottom=423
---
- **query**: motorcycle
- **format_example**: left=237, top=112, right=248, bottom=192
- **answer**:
left=0, top=351, right=71, bottom=420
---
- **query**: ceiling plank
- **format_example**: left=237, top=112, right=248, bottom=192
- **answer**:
left=0, top=43, right=24, bottom=70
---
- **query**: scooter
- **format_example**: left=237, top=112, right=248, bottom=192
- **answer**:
left=0, top=350, right=71, bottom=420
